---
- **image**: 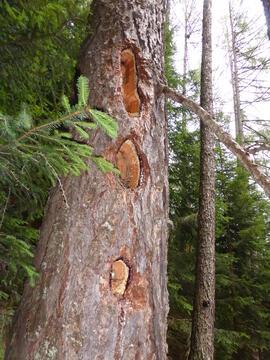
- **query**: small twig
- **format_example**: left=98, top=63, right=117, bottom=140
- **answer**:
left=245, top=143, right=270, bottom=154
left=38, top=153, right=70, bottom=209
left=0, top=187, right=11, bottom=231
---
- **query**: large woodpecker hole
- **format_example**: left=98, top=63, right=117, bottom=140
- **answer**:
left=111, top=259, right=130, bottom=297
left=116, top=140, right=141, bottom=189
left=121, top=49, right=140, bottom=116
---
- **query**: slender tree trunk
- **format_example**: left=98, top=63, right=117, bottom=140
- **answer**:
left=182, top=5, right=189, bottom=131
left=228, top=1, right=243, bottom=144
left=188, top=0, right=215, bottom=359
left=5, top=1, right=169, bottom=359
left=181, top=0, right=199, bottom=131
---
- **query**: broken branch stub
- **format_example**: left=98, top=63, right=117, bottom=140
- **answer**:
left=121, top=49, right=140, bottom=116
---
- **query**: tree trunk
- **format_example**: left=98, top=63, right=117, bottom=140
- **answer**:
left=228, top=1, right=243, bottom=144
left=188, top=0, right=215, bottom=359
left=182, top=3, right=189, bottom=131
left=5, top=1, right=169, bottom=359
left=181, top=0, right=199, bottom=131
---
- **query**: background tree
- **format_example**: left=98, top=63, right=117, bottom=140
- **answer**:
left=0, top=0, right=90, bottom=118
left=188, top=0, right=216, bottom=358
left=179, top=0, right=201, bottom=131
left=164, top=10, right=200, bottom=358
left=226, top=0, right=270, bottom=147
left=166, top=1, right=270, bottom=358
left=215, top=155, right=270, bottom=360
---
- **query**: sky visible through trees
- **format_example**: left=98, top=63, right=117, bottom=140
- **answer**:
left=172, top=0, right=270, bottom=133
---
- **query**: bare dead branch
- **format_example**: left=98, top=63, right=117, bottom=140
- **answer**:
left=162, top=84, right=270, bottom=198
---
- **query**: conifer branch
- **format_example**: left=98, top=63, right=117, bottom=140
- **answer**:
left=17, top=109, right=86, bottom=143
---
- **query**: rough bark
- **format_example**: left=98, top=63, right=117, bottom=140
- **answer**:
left=162, top=86, right=270, bottom=199
left=188, top=0, right=215, bottom=359
left=5, top=1, right=169, bottom=359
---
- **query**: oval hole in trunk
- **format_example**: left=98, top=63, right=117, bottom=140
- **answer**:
left=121, top=49, right=140, bottom=116
left=116, top=139, right=141, bottom=189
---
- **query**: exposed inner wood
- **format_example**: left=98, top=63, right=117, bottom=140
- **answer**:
left=121, top=49, right=140, bottom=115
left=116, top=139, right=140, bottom=189
left=111, top=260, right=129, bottom=297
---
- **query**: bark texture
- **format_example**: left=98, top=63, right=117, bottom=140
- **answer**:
left=5, top=1, right=169, bottom=359
left=189, top=0, right=215, bottom=359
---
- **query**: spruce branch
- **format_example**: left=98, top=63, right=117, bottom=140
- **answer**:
left=17, top=109, right=85, bottom=144
left=77, top=75, right=89, bottom=106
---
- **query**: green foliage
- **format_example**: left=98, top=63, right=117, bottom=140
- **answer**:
left=77, top=75, right=89, bottom=106
left=165, top=20, right=180, bottom=90
left=215, top=161, right=270, bottom=359
left=0, top=1, right=93, bottom=353
left=165, top=16, right=200, bottom=359
left=166, top=16, right=270, bottom=357
left=91, top=109, right=118, bottom=139
left=0, top=0, right=91, bottom=118
left=92, top=157, right=120, bottom=174
left=169, top=138, right=270, bottom=359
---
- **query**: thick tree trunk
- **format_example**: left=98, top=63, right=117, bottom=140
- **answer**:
left=188, top=0, right=215, bottom=359
left=5, top=1, right=169, bottom=359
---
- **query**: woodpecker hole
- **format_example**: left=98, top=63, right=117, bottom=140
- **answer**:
left=121, top=49, right=140, bottom=116
left=111, top=259, right=130, bottom=297
left=202, top=300, right=210, bottom=308
left=116, top=139, right=141, bottom=189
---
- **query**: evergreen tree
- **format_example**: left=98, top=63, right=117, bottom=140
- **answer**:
left=0, top=0, right=90, bottom=118
left=215, top=155, right=270, bottom=359
left=165, top=10, right=200, bottom=359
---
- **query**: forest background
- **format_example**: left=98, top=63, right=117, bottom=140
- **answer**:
left=0, top=0, right=269, bottom=359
